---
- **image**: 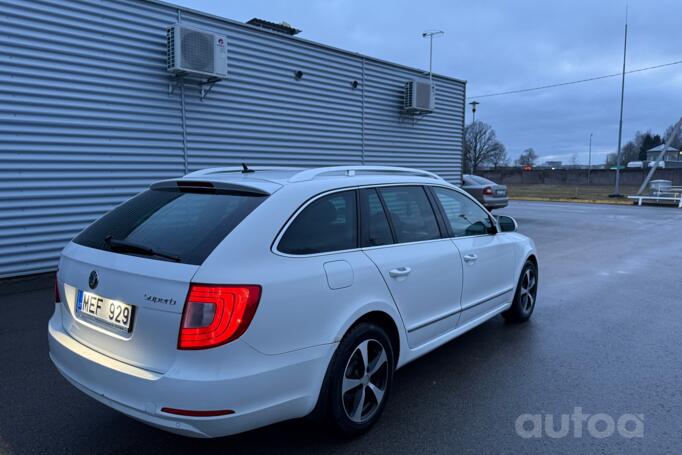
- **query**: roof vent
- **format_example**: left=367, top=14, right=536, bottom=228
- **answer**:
left=246, top=18, right=301, bottom=36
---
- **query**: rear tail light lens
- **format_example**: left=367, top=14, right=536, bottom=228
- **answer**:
left=55, top=274, right=61, bottom=303
left=483, top=187, right=493, bottom=196
left=178, top=284, right=261, bottom=350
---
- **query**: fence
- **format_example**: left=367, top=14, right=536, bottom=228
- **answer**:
left=479, top=168, right=682, bottom=187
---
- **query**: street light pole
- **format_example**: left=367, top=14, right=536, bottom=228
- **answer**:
left=611, top=4, right=628, bottom=197
left=468, top=101, right=479, bottom=174
left=470, top=101, right=479, bottom=123
left=587, top=133, right=592, bottom=185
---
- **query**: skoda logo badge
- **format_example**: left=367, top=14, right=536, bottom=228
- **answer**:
left=88, top=270, right=99, bottom=290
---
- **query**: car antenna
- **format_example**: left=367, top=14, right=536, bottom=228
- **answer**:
left=241, top=162, right=255, bottom=174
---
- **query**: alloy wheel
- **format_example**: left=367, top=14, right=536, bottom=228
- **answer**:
left=341, top=339, right=389, bottom=423
left=520, top=268, right=537, bottom=312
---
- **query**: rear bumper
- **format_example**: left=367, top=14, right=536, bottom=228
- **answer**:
left=48, top=303, right=336, bottom=438
left=483, top=197, right=508, bottom=209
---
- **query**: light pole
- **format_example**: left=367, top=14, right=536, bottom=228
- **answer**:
left=422, top=30, right=444, bottom=82
left=469, top=100, right=479, bottom=123
left=611, top=5, right=628, bottom=197
left=587, top=133, right=592, bottom=185
left=468, top=101, right=480, bottom=173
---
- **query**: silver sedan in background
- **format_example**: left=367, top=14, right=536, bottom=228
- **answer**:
left=461, top=174, right=508, bottom=210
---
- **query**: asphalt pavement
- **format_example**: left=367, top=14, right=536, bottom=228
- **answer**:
left=1, top=201, right=681, bottom=454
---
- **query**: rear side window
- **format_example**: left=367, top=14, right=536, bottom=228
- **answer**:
left=378, top=186, right=440, bottom=243
left=74, top=188, right=266, bottom=265
left=360, top=189, right=393, bottom=247
left=433, top=187, right=495, bottom=237
left=278, top=191, right=357, bottom=255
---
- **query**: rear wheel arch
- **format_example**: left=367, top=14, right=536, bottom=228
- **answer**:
left=526, top=254, right=538, bottom=268
left=345, top=311, right=400, bottom=368
left=309, top=311, right=399, bottom=432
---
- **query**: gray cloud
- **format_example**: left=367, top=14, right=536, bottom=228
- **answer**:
left=177, top=0, right=682, bottom=163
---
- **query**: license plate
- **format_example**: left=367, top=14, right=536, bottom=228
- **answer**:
left=77, top=290, right=134, bottom=333
left=496, top=190, right=506, bottom=196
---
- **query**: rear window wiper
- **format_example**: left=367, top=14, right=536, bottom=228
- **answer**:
left=104, top=236, right=181, bottom=263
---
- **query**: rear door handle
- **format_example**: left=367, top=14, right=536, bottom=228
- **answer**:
left=463, top=254, right=478, bottom=263
left=389, top=267, right=412, bottom=278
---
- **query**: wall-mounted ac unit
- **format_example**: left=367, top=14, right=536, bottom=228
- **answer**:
left=404, top=80, right=435, bottom=114
left=167, top=24, right=228, bottom=78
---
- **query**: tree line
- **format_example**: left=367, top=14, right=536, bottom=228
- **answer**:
left=464, top=116, right=682, bottom=172
left=605, top=117, right=682, bottom=166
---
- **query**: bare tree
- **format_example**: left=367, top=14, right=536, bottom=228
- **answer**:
left=463, top=121, right=505, bottom=172
left=621, top=141, right=639, bottom=163
left=516, top=148, right=538, bottom=166
left=489, top=143, right=509, bottom=169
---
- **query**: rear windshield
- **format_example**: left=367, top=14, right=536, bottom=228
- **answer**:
left=74, top=188, right=266, bottom=265
left=466, top=175, right=495, bottom=186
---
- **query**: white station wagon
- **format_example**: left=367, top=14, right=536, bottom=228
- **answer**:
left=49, top=166, right=538, bottom=438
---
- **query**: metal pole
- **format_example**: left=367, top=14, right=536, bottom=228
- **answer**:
left=177, top=8, right=188, bottom=175
left=179, top=77, right=188, bottom=174
left=428, top=34, right=433, bottom=82
left=587, top=133, right=592, bottom=185
left=468, top=101, right=479, bottom=174
left=361, top=57, right=365, bottom=164
left=612, top=5, right=628, bottom=197
left=422, top=30, right=443, bottom=82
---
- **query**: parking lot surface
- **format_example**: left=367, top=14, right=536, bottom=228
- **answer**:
left=1, top=201, right=681, bottom=454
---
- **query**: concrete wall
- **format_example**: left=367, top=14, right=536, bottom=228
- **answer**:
left=479, top=168, right=682, bottom=186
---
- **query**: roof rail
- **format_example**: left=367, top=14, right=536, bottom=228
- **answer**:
left=184, top=166, right=303, bottom=177
left=288, top=166, right=444, bottom=183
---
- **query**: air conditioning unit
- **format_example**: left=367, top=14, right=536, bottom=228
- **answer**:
left=166, top=24, right=228, bottom=78
left=404, top=80, right=435, bottom=113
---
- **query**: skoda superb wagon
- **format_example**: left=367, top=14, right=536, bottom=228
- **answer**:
left=48, top=166, right=538, bottom=438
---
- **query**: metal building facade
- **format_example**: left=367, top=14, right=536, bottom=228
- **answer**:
left=0, top=0, right=466, bottom=278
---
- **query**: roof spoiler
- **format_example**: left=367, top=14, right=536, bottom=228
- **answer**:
left=151, top=180, right=271, bottom=196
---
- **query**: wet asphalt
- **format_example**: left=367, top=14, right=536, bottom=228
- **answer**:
left=1, top=201, right=681, bottom=454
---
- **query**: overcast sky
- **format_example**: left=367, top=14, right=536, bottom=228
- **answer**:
left=176, top=0, right=681, bottom=164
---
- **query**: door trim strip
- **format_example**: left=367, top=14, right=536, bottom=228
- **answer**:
left=460, top=286, right=514, bottom=312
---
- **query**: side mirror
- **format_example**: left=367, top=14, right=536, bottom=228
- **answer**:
left=495, top=215, right=518, bottom=233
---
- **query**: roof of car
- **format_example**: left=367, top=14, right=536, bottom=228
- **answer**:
left=163, top=166, right=453, bottom=195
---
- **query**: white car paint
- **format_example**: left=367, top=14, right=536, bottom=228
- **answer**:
left=48, top=166, right=537, bottom=438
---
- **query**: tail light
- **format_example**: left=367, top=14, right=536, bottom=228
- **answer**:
left=178, top=284, right=261, bottom=350
left=483, top=187, right=493, bottom=196
left=55, top=274, right=61, bottom=303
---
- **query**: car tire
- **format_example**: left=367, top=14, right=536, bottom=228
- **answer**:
left=322, top=322, right=395, bottom=437
left=502, top=260, right=538, bottom=323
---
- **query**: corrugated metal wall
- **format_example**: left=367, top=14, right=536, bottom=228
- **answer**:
left=0, top=0, right=465, bottom=278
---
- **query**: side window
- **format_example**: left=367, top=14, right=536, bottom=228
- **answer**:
left=378, top=186, right=441, bottom=244
left=360, top=189, right=393, bottom=247
left=432, top=187, right=494, bottom=237
left=278, top=191, right=357, bottom=255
